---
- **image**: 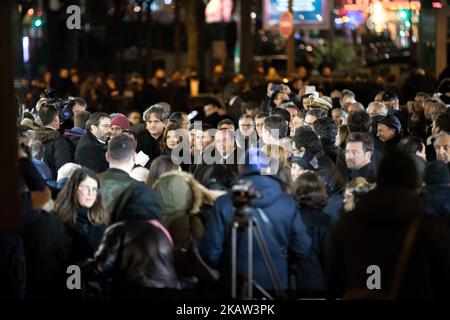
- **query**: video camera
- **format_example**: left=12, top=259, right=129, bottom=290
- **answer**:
left=44, top=88, right=74, bottom=123
left=231, top=179, right=262, bottom=213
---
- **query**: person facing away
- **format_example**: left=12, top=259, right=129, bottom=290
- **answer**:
left=200, top=148, right=312, bottom=293
left=97, top=134, right=161, bottom=224
left=34, top=103, right=73, bottom=179
left=291, top=171, right=333, bottom=294
left=326, top=149, right=450, bottom=299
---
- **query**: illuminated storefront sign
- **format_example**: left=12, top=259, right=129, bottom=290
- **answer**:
left=264, top=0, right=329, bottom=29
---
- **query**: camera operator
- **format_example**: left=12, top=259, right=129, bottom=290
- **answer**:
left=199, top=148, right=311, bottom=295
left=59, top=97, right=87, bottom=133
left=34, top=103, right=73, bottom=180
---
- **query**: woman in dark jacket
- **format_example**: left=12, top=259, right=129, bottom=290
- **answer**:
left=53, top=168, right=107, bottom=263
left=159, top=122, right=191, bottom=171
left=82, top=219, right=180, bottom=298
left=292, top=171, right=332, bottom=295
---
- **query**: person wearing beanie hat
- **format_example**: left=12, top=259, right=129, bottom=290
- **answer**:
left=422, top=160, right=450, bottom=218
left=109, top=114, right=131, bottom=139
left=376, top=114, right=402, bottom=154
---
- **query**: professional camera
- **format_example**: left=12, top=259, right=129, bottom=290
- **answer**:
left=231, top=179, right=261, bottom=211
left=44, top=88, right=74, bottom=122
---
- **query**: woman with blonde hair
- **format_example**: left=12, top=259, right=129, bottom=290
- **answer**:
left=261, top=143, right=293, bottom=192
left=53, top=167, right=106, bottom=262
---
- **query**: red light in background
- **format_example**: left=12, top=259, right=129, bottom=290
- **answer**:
left=37, top=10, right=42, bottom=17
left=432, top=2, right=443, bottom=8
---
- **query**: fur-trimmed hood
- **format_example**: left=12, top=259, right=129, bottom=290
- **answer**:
left=153, top=170, right=225, bottom=220
left=34, top=126, right=60, bottom=143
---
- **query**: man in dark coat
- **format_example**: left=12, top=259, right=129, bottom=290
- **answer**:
left=200, top=149, right=312, bottom=293
left=344, top=132, right=377, bottom=183
left=75, top=112, right=110, bottom=173
left=224, top=83, right=245, bottom=127
left=63, top=110, right=90, bottom=156
left=326, top=150, right=450, bottom=299
left=376, top=114, right=403, bottom=154
left=137, top=105, right=168, bottom=168
left=98, top=135, right=161, bottom=223
left=34, top=103, right=73, bottom=179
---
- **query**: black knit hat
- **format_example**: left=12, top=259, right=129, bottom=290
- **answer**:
left=378, top=114, right=402, bottom=136
left=424, top=161, right=450, bottom=185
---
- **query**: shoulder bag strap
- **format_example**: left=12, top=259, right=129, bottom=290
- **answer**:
left=255, top=208, right=288, bottom=257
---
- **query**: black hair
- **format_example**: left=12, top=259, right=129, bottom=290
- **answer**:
left=348, top=110, right=371, bottom=133
left=397, top=136, right=425, bottom=155
left=264, top=115, right=288, bottom=139
left=270, top=108, right=291, bottom=124
left=108, top=134, right=137, bottom=162
left=346, top=132, right=374, bottom=153
left=294, top=126, right=323, bottom=155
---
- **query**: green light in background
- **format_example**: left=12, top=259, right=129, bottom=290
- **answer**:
left=33, top=18, right=43, bottom=28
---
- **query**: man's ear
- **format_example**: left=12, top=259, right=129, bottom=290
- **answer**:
left=105, top=151, right=110, bottom=163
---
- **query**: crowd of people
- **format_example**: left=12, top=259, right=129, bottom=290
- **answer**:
left=3, top=64, right=450, bottom=300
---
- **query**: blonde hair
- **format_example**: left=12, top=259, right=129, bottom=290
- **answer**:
left=343, top=177, right=375, bottom=212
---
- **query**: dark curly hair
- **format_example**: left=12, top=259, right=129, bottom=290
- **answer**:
left=293, top=171, right=328, bottom=210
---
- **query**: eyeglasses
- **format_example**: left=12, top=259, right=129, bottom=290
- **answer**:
left=109, top=126, right=123, bottom=132
left=240, top=124, right=254, bottom=129
left=78, top=185, right=99, bottom=195
left=97, top=124, right=110, bottom=129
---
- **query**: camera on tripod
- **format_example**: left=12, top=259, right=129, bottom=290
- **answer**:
left=44, top=88, right=74, bottom=123
left=231, top=179, right=261, bottom=212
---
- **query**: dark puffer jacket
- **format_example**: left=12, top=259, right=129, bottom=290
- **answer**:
left=34, top=127, right=73, bottom=180
left=83, top=220, right=180, bottom=293
left=293, top=151, right=346, bottom=197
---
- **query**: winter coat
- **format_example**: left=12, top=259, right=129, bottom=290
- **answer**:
left=98, top=168, right=161, bottom=224
left=422, top=184, right=450, bottom=219
left=153, top=170, right=225, bottom=241
left=83, top=220, right=179, bottom=294
left=295, top=151, right=346, bottom=196
left=64, top=126, right=84, bottom=156
left=137, top=131, right=162, bottom=168
left=74, top=129, right=108, bottom=173
left=326, top=187, right=450, bottom=299
left=200, top=172, right=312, bottom=291
left=34, top=127, right=73, bottom=180
left=65, top=207, right=107, bottom=263
left=348, top=162, right=377, bottom=184
left=293, top=208, right=333, bottom=292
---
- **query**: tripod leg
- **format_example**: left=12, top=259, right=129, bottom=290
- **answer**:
left=231, top=222, right=238, bottom=299
left=252, top=218, right=287, bottom=299
left=248, top=220, right=253, bottom=300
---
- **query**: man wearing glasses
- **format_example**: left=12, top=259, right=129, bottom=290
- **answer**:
left=75, top=112, right=111, bottom=173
